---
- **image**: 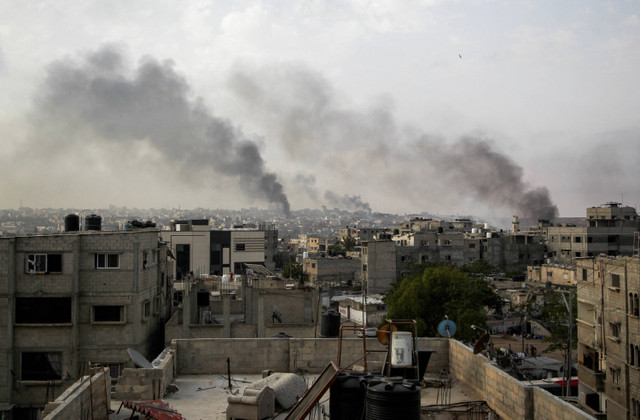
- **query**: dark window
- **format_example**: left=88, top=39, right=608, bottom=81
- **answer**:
left=16, top=297, right=72, bottom=324
left=95, top=253, right=119, bottom=269
left=468, top=243, right=476, bottom=249
left=93, top=306, right=123, bottom=323
left=21, top=352, right=62, bottom=380
left=26, top=254, right=63, bottom=274
left=235, top=243, right=246, bottom=251
left=143, top=301, right=150, bottom=318
left=582, top=268, right=588, bottom=280
left=611, top=274, right=620, bottom=288
left=574, top=236, right=582, bottom=243
left=587, top=236, right=593, bottom=243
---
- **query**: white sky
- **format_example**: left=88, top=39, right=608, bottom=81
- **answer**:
left=1, top=0, right=639, bottom=217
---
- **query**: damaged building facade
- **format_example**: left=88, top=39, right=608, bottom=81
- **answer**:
left=0, top=228, right=170, bottom=418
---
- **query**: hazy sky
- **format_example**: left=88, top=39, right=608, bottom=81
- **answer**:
left=1, top=1, right=639, bottom=219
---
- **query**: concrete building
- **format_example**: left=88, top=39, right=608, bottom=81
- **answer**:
left=527, top=264, right=577, bottom=287
left=0, top=228, right=170, bottom=418
left=576, top=255, right=639, bottom=419
left=362, top=230, right=546, bottom=294
left=161, top=220, right=278, bottom=279
left=302, top=256, right=361, bottom=286
left=545, top=203, right=640, bottom=265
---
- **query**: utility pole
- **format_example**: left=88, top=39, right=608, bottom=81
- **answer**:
left=560, top=290, right=573, bottom=397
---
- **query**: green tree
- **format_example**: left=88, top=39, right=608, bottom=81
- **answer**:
left=283, top=261, right=303, bottom=282
left=540, top=289, right=577, bottom=357
left=342, top=236, right=357, bottom=252
left=385, top=264, right=502, bottom=342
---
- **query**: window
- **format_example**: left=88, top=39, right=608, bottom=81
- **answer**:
left=143, top=300, right=151, bottom=319
left=21, top=352, right=62, bottom=381
left=582, top=269, right=588, bottom=280
left=468, top=243, right=476, bottom=249
left=142, top=251, right=148, bottom=269
left=610, top=322, right=620, bottom=338
left=401, top=255, right=412, bottom=262
left=609, top=366, right=621, bottom=385
left=95, top=253, right=120, bottom=269
left=26, top=254, right=62, bottom=274
left=420, top=240, right=428, bottom=246
left=362, top=264, right=367, bottom=272
left=235, top=243, right=245, bottom=251
left=421, top=255, right=429, bottom=262
left=574, top=236, right=582, bottom=243
left=93, top=306, right=124, bottom=323
left=16, top=297, right=72, bottom=324
left=611, top=274, right=621, bottom=288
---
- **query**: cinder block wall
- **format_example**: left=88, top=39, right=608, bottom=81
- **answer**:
left=173, top=339, right=291, bottom=374
left=449, top=340, right=595, bottom=420
left=113, top=350, right=175, bottom=401
left=41, top=368, right=111, bottom=420
left=532, top=387, right=596, bottom=420
left=172, top=337, right=448, bottom=375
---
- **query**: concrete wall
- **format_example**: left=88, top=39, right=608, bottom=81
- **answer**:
left=41, top=368, right=111, bottom=420
left=113, top=348, right=175, bottom=401
left=448, top=340, right=594, bottom=420
left=171, top=337, right=448, bottom=376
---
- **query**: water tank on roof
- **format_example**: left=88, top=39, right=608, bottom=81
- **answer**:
left=320, top=311, right=341, bottom=337
left=64, top=214, right=80, bottom=232
left=85, top=214, right=102, bottom=231
left=365, top=379, right=421, bottom=420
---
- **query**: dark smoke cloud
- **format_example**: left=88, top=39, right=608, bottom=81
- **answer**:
left=31, top=45, right=290, bottom=215
left=227, top=62, right=559, bottom=219
left=324, top=191, right=372, bottom=212
left=419, top=137, right=558, bottom=219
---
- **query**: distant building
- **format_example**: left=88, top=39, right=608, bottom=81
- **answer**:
left=0, top=227, right=170, bottom=418
left=527, top=264, right=577, bottom=287
left=576, top=255, right=639, bottom=419
left=545, top=203, right=640, bottom=264
left=302, top=256, right=361, bottom=286
left=161, top=220, right=278, bottom=279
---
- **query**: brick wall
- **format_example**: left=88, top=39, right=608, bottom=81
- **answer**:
left=41, top=368, right=111, bottom=420
left=449, top=340, right=595, bottom=420
left=172, top=337, right=448, bottom=375
left=113, top=349, right=175, bottom=401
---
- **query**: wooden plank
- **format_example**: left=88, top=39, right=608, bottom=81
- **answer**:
left=284, top=362, right=339, bottom=420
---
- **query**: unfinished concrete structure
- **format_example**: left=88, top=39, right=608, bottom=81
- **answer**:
left=0, top=228, right=170, bottom=418
left=165, top=267, right=322, bottom=342
left=576, top=255, right=640, bottom=419
left=527, top=264, right=577, bottom=287
left=302, top=256, right=361, bottom=286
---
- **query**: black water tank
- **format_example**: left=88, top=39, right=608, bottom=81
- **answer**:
left=321, top=311, right=341, bottom=337
left=365, top=379, right=421, bottom=420
left=85, top=214, right=102, bottom=231
left=64, top=214, right=80, bottom=232
left=330, top=372, right=371, bottom=420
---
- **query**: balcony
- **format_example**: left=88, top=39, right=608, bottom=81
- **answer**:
left=578, top=364, right=605, bottom=392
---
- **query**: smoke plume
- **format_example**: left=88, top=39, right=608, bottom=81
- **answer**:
left=31, top=46, right=290, bottom=215
left=228, top=62, right=559, bottom=219
left=324, top=191, right=372, bottom=212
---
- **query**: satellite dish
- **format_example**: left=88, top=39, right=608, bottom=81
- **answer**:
left=127, top=348, right=153, bottom=369
left=272, top=305, right=283, bottom=323
left=473, top=333, right=491, bottom=355
left=437, top=319, right=457, bottom=338
left=377, top=323, right=398, bottom=345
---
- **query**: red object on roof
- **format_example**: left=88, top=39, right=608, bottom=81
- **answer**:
left=121, top=400, right=184, bottom=420
left=553, top=378, right=579, bottom=387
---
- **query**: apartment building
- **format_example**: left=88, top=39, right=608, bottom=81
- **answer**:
left=576, top=255, right=639, bottom=419
left=362, top=230, right=545, bottom=294
left=302, top=256, right=361, bottom=286
left=161, top=220, right=278, bottom=279
left=0, top=228, right=170, bottom=418
left=545, top=203, right=639, bottom=265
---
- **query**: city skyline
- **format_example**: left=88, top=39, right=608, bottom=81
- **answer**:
left=1, top=1, right=638, bottom=219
